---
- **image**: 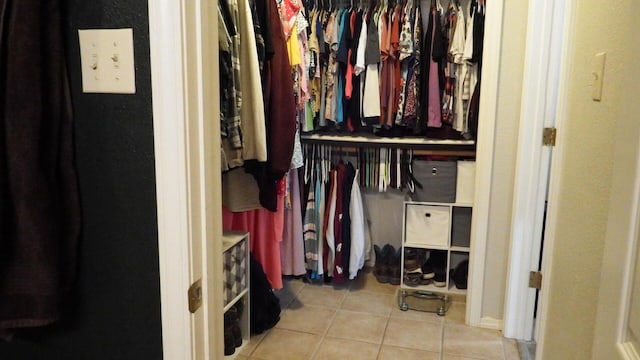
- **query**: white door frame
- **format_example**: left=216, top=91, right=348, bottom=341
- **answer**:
left=149, top=1, right=223, bottom=359
left=503, top=0, right=575, bottom=346
left=464, top=0, right=504, bottom=328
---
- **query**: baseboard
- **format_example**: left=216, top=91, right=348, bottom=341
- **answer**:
left=479, top=317, right=504, bottom=330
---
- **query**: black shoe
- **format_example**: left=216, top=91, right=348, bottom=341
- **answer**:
left=451, top=260, right=469, bottom=289
left=428, top=250, right=447, bottom=269
left=433, top=269, right=446, bottom=287
left=224, top=309, right=239, bottom=354
left=421, top=258, right=435, bottom=280
left=428, top=250, right=447, bottom=287
left=224, top=324, right=236, bottom=355
left=232, top=322, right=242, bottom=347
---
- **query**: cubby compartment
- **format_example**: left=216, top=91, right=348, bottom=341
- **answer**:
left=451, top=206, right=472, bottom=249
left=404, top=203, right=451, bottom=249
left=222, top=231, right=250, bottom=358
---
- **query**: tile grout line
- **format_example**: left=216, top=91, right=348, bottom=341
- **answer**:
left=308, top=288, right=343, bottom=360
left=375, top=311, right=392, bottom=360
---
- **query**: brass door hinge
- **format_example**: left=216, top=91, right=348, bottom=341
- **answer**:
left=543, top=127, right=557, bottom=146
left=529, top=271, right=542, bottom=290
left=188, top=278, right=203, bottom=313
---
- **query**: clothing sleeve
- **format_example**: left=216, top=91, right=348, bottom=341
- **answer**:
left=349, top=170, right=366, bottom=279
left=354, top=19, right=368, bottom=75
left=449, top=6, right=465, bottom=64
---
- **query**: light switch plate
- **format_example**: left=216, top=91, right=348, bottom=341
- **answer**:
left=78, top=28, right=136, bottom=94
left=592, top=52, right=606, bottom=101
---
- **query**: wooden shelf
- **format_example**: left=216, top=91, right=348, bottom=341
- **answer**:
left=450, top=246, right=471, bottom=253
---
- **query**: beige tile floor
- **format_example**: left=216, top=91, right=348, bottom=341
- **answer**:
left=235, top=269, right=521, bottom=360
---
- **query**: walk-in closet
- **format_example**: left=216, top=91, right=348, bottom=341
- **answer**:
left=216, top=0, right=506, bottom=357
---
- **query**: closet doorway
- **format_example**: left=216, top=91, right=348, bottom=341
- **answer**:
left=149, top=0, right=506, bottom=359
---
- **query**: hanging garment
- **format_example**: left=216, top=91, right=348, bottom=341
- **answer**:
left=303, top=180, right=319, bottom=274
left=426, top=8, right=444, bottom=128
left=323, top=169, right=338, bottom=278
left=314, top=166, right=326, bottom=277
left=449, top=2, right=467, bottom=132
left=349, top=169, right=367, bottom=279
left=281, top=170, right=306, bottom=276
left=403, top=5, right=421, bottom=126
left=223, top=0, right=268, bottom=167
left=224, top=0, right=244, bottom=152
left=337, top=163, right=356, bottom=283
left=244, top=0, right=297, bottom=211
left=331, top=163, right=347, bottom=284
left=0, top=0, right=81, bottom=330
left=362, top=9, right=381, bottom=121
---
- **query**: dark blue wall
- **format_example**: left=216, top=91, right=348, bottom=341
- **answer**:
left=0, top=1, right=163, bottom=359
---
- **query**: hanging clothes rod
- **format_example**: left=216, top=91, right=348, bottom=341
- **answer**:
left=300, top=134, right=476, bottom=156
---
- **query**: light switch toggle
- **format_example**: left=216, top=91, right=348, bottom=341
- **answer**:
left=592, top=52, right=606, bottom=101
left=78, top=28, right=136, bottom=94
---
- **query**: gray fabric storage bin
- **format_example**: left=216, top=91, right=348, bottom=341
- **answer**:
left=451, top=206, right=472, bottom=248
left=412, top=160, right=457, bottom=203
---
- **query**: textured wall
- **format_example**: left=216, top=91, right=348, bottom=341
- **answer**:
left=0, top=1, right=162, bottom=359
left=540, top=0, right=631, bottom=358
left=480, top=0, right=529, bottom=321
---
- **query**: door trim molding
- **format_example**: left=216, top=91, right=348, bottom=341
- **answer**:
left=618, top=342, right=640, bottom=360
left=466, top=0, right=505, bottom=327
left=503, top=0, right=574, bottom=342
left=615, top=123, right=640, bottom=357
left=149, top=1, right=224, bottom=359
left=149, top=1, right=194, bottom=359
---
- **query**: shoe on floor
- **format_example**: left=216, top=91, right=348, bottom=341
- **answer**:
left=373, top=245, right=391, bottom=283
left=388, top=246, right=401, bottom=285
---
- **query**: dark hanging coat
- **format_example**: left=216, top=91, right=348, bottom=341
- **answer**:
left=245, top=0, right=297, bottom=211
left=0, top=0, right=81, bottom=330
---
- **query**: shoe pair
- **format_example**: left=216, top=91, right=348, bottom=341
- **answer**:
left=374, top=244, right=401, bottom=285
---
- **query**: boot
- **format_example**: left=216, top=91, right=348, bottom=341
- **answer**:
left=373, top=245, right=390, bottom=283
left=223, top=311, right=236, bottom=355
left=388, top=246, right=401, bottom=285
left=231, top=302, right=244, bottom=347
left=451, top=260, right=469, bottom=289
